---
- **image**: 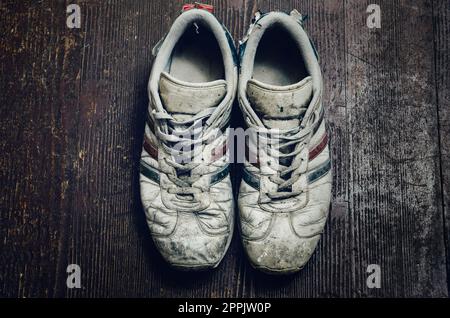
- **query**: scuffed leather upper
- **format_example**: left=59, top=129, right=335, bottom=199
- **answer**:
left=237, top=11, right=332, bottom=274
left=141, top=88, right=234, bottom=268
left=141, top=149, right=233, bottom=267
left=238, top=105, right=332, bottom=273
left=140, top=9, right=237, bottom=269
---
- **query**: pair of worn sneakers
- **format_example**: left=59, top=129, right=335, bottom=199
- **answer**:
left=140, top=5, right=331, bottom=274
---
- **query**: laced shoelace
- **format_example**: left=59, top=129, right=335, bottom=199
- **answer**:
left=153, top=107, right=225, bottom=197
left=249, top=121, right=311, bottom=200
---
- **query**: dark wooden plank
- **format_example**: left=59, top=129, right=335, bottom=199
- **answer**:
left=432, top=0, right=450, bottom=294
left=240, top=0, right=352, bottom=298
left=345, top=0, right=447, bottom=297
left=0, top=0, right=83, bottom=297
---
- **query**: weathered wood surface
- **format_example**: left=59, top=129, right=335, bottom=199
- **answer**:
left=433, top=0, right=450, bottom=296
left=0, top=0, right=448, bottom=297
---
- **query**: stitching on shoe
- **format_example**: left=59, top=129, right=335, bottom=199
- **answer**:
left=150, top=208, right=179, bottom=238
left=192, top=211, right=230, bottom=237
left=241, top=213, right=276, bottom=242
left=289, top=213, right=326, bottom=239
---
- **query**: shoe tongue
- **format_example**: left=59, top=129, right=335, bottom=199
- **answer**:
left=159, top=72, right=227, bottom=121
left=247, top=76, right=313, bottom=129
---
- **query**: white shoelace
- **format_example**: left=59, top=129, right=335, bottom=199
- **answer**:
left=153, top=107, right=225, bottom=196
left=248, top=120, right=311, bottom=200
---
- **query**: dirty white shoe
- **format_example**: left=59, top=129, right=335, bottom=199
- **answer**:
left=237, top=10, right=331, bottom=274
left=140, top=7, right=237, bottom=270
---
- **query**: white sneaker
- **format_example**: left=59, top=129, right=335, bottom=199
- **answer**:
left=237, top=10, right=331, bottom=274
left=140, top=7, right=237, bottom=270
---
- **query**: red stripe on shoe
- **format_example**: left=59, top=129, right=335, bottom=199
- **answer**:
left=309, top=133, right=328, bottom=160
left=211, top=142, right=227, bottom=162
left=143, top=135, right=158, bottom=159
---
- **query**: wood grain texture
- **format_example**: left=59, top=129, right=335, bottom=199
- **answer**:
left=0, top=0, right=83, bottom=297
left=433, top=0, right=450, bottom=295
left=0, top=0, right=448, bottom=298
left=345, top=0, right=447, bottom=297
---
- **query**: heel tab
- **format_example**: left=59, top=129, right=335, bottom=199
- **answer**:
left=181, top=3, right=214, bottom=13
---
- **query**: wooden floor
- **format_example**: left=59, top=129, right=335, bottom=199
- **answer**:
left=0, top=0, right=449, bottom=298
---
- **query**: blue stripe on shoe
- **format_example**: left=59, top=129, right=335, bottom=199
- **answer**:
left=140, top=160, right=160, bottom=183
left=307, top=159, right=331, bottom=184
left=242, top=159, right=331, bottom=190
left=140, top=160, right=230, bottom=186
left=242, top=167, right=261, bottom=190
left=210, top=164, right=230, bottom=185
